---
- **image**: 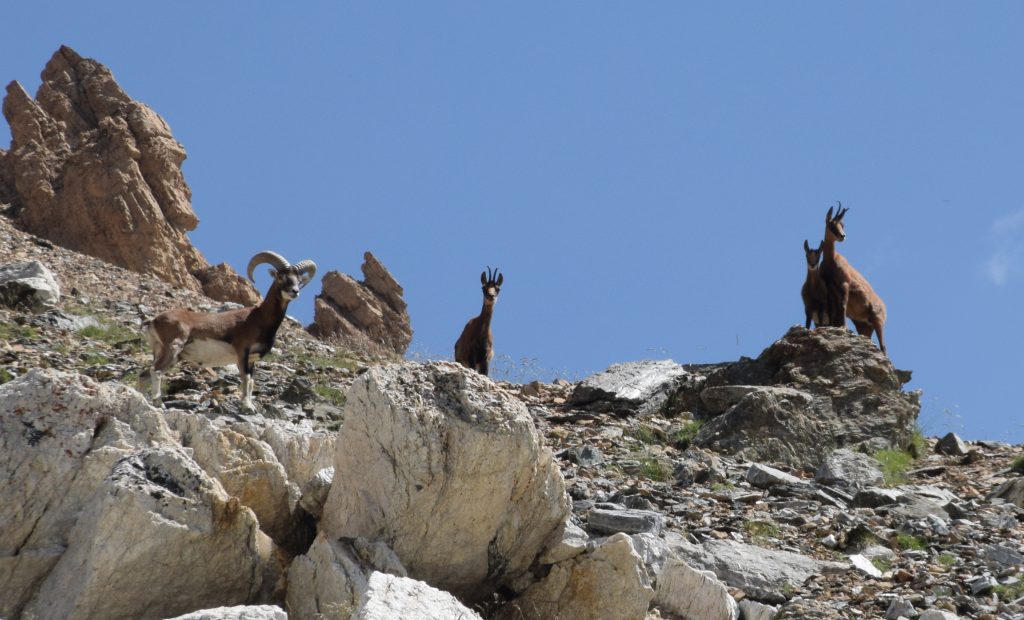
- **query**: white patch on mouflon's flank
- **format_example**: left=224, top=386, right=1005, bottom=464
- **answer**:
left=179, top=339, right=238, bottom=367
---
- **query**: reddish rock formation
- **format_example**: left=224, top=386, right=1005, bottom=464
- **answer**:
left=0, top=46, right=253, bottom=304
left=308, top=252, right=412, bottom=357
left=192, top=263, right=261, bottom=307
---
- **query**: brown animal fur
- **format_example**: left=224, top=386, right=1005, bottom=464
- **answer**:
left=801, top=240, right=827, bottom=329
left=142, top=251, right=315, bottom=409
left=454, top=267, right=503, bottom=376
left=819, top=205, right=888, bottom=354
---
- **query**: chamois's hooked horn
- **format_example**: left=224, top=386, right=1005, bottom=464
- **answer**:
left=292, top=259, right=318, bottom=288
left=247, top=251, right=290, bottom=282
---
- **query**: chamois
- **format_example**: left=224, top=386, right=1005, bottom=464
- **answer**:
left=819, top=204, right=888, bottom=354
left=801, top=239, right=827, bottom=329
left=141, top=251, right=317, bottom=410
left=454, top=267, right=503, bottom=376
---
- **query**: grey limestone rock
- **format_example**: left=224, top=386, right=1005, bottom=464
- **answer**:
left=571, top=360, right=690, bottom=416
left=0, top=260, right=60, bottom=312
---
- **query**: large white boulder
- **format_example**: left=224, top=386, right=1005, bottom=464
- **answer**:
left=22, top=447, right=272, bottom=620
left=0, top=369, right=175, bottom=618
left=655, top=558, right=739, bottom=620
left=498, top=532, right=654, bottom=620
left=320, top=362, right=569, bottom=599
left=165, top=411, right=305, bottom=550
left=287, top=533, right=479, bottom=620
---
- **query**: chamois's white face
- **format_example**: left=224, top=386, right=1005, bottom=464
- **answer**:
left=480, top=269, right=503, bottom=303
left=826, top=207, right=848, bottom=242
left=804, top=243, right=823, bottom=270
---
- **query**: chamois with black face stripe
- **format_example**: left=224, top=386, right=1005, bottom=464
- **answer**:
left=801, top=239, right=828, bottom=329
left=820, top=203, right=888, bottom=354
left=140, top=251, right=317, bottom=410
left=454, top=267, right=503, bottom=375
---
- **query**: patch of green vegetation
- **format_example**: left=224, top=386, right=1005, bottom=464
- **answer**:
left=0, top=322, right=38, bottom=340
left=1011, top=453, right=1024, bottom=474
left=315, top=383, right=347, bottom=407
left=871, top=557, right=893, bottom=573
left=894, top=533, right=926, bottom=551
left=0, top=367, right=15, bottom=384
left=670, top=420, right=703, bottom=448
left=993, top=582, right=1024, bottom=601
left=709, top=481, right=735, bottom=493
left=78, top=322, right=139, bottom=348
left=848, top=528, right=884, bottom=549
left=638, top=456, right=670, bottom=482
left=937, top=553, right=957, bottom=567
left=294, top=350, right=362, bottom=372
left=628, top=426, right=662, bottom=445
left=874, top=448, right=914, bottom=486
left=909, top=426, right=928, bottom=458
left=743, top=520, right=781, bottom=541
left=121, top=370, right=140, bottom=386
left=80, top=352, right=112, bottom=366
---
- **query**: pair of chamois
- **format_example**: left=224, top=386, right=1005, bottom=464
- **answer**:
left=801, top=204, right=887, bottom=354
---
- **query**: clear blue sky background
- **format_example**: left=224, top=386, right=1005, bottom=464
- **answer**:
left=2, top=3, right=1022, bottom=442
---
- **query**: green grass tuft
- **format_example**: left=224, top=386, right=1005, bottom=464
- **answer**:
left=744, top=520, right=781, bottom=541
left=628, top=426, right=661, bottom=445
left=874, top=448, right=914, bottom=486
left=909, top=426, right=928, bottom=458
left=81, top=352, right=112, bottom=366
left=671, top=420, right=703, bottom=448
left=937, top=553, right=957, bottom=567
left=0, top=367, right=15, bottom=384
left=315, top=383, right=347, bottom=407
left=894, top=532, right=926, bottom=551
left=78, top=322, right=139, bottom=347
left=638, top=456, right=670, bottom=482
left=1011, top=453, right=1024, bottom=474
left=0, top=322, right=37, bottom=340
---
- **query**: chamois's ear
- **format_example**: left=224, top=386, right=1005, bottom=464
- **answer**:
left=826, top=206, right=834, bottom=221
left=817, top=240, right=824, bottom=251
left=804, top=239, right=810, bottom=252
left=496, top=273, right=503, bottom=286
left=480, top=271, right=487, bottom=285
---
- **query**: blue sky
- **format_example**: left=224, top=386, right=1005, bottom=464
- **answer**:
left=2, top=3, right=1022, bottom=442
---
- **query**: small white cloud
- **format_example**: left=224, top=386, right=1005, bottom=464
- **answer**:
left=986, top=252, right=1010, bottom=286
left=985, top=211, right=1024, bottom=286
left=992, top=209, right=1024, bottom=235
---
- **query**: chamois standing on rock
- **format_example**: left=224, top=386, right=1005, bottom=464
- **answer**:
left=819, top=204, right=888, bottom=354
left=454, top=267, right=503, bottom=376
left=801, top=239, right=828, bottom=329
left=141, top=251, right=317, bottom=410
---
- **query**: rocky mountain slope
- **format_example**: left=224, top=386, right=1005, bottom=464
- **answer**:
left=2, top=205, right=1023, bottom=620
